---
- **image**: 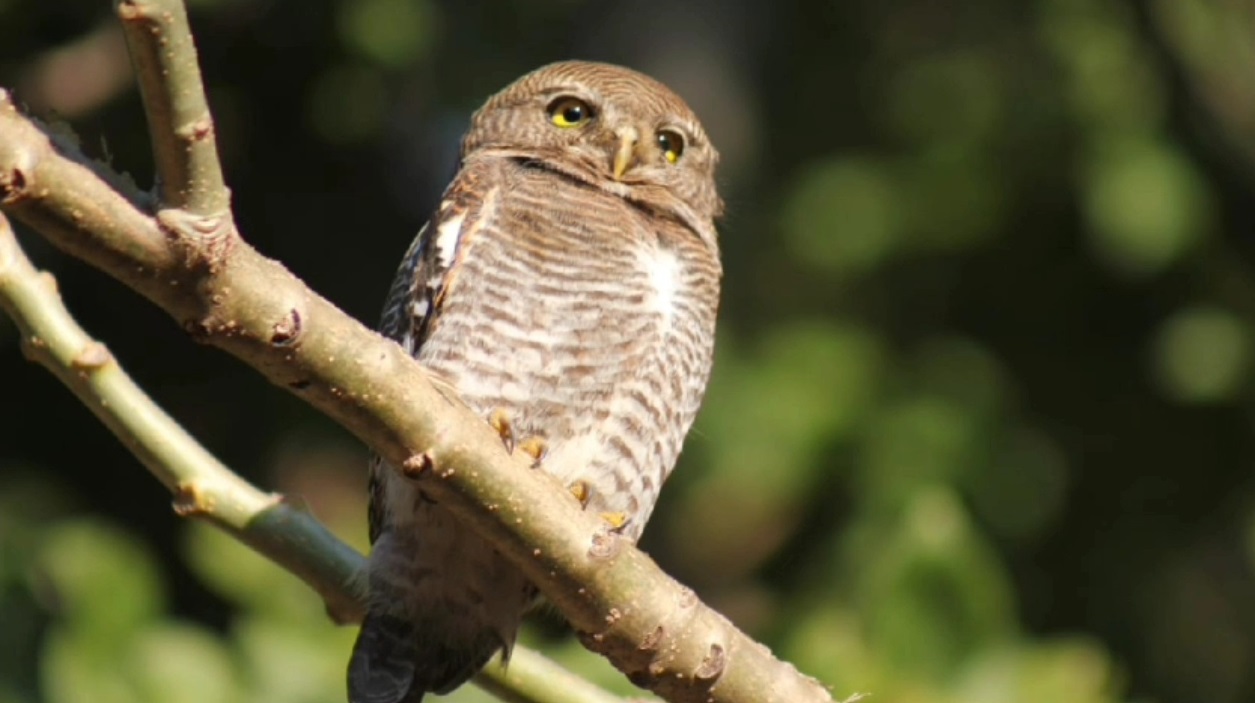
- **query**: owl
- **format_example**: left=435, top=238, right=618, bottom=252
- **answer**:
left=348, top=60, right=723, bottom=703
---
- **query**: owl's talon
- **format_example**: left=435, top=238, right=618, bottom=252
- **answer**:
left=489, top=408, right=549, bottom=467
left=569, top=480, right=591, bottom=507
left=518, top=437, right=548, bottom=468
left=600, top=512, right=629, bottom=532
left=489, top=408, right=515, bottom=453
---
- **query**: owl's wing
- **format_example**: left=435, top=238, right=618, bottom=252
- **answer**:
left=368, top=176, right=494, bottom=544
left=379, top=169, right=499, bottom=347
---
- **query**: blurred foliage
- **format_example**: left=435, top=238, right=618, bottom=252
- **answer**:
left=3, top=0, right=1255, bottom=702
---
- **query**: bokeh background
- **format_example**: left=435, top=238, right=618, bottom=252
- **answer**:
left=3, top=0, right=1255, bottom=701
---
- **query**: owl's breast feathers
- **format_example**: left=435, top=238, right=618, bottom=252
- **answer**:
left=354, top=60, right=722, bottom=703
left=380, top=153, right=719, bottom=527
left=354, top=152, right=719, bottom=702
left=358, top=153, right=722, bottom=703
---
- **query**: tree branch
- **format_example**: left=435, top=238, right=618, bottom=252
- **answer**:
left=0, top=2, right=836, bottom=700
left=116, top=0, right=229, bottom=215
left=0, top=210, right=362, bottom=623
left=0, top=211, right=625, bottom=703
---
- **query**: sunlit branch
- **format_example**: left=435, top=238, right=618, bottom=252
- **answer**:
left=0, top=0, right=838, bottom=699
left=0, top=211, right=623, bottom=703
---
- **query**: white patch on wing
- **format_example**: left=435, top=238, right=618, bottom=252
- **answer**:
left=409, top=299, right=429, bottom=319
left=433, top=211, right=467, bottom=268
left=644, top=247, right=681, bottom=328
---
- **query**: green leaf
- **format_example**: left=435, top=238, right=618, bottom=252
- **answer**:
left=37, top=520, right=164, bottom=640
left=850, top=489, right=1017, bottom=680
left=182, top=523, right=323, bottom=623
left=782, top=158, right=902, bottom=274
left=897, top=147, right=1005, bottom=251
left=337, top=0, right=436, bottom=67
left=41, top=628, right=138, bottom=703
left=858, top=396, right=985, bottom=508
left=664, top=324, right=885, bottom=575
left=234, top=616, right=355, bottom=703
left=1152, top=305, right=1252, bottom=403
left=130, top=624, right=242, bottom=703
left=958, top=639, right=1119, bottom=703
left=885, top=52, right=1004, bottom=147
left=1082, top=136, right=1212, bottom=275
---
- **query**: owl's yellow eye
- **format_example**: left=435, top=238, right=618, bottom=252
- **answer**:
left=657, top=129, right=685, bottom=164
left=548, top=97, right=593, bottom=128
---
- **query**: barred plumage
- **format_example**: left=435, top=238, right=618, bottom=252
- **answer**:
left=348, top=61, right=723, bottom=703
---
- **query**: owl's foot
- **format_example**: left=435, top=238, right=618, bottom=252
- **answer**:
left=517, top=437, right=548, bottom=468
left=600, top=512, right=630, bottom=532
left=488, top=408, right=516, bottom=453
left=488, top=408, right=547, bottom=468
left=568, top=480, right=631, bottom=532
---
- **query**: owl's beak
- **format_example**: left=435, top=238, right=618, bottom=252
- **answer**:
left=612, top=126, right=640, bottom=181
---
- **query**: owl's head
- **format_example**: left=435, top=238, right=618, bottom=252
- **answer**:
left=462, top=61, right=723, bottom=234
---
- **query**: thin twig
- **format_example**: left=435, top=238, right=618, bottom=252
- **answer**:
left=115, top=0, right=229, bottom=215
left=0, top=211, right=361, bottom=622
left=0, top=211, right=624, bottom=703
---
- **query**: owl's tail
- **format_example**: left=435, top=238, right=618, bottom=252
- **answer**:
left=347, top=611, right=501, bottom=703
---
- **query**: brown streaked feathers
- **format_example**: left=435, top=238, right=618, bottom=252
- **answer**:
left=348, top=61, right=723, bottom=703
